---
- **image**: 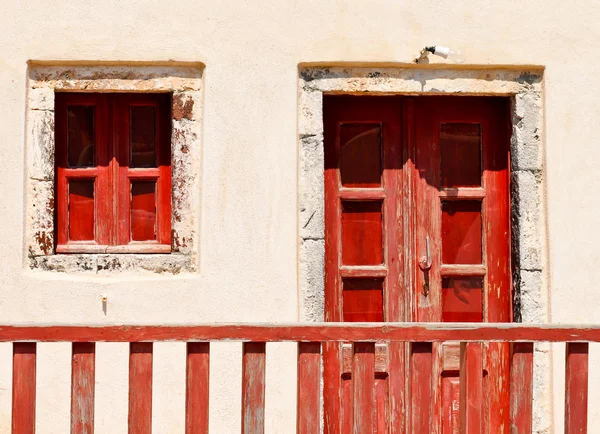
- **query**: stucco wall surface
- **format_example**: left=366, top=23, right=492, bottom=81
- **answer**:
left=0, top=0, right=599, bottom=432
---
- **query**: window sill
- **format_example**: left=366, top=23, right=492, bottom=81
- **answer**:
left=56, top=244, right=172, bottom=254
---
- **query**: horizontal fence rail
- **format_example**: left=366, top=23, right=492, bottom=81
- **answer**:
left=3, top=322, right=595, bottom=433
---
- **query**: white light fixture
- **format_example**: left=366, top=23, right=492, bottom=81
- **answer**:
left=414, top=46, right=466, bottom=64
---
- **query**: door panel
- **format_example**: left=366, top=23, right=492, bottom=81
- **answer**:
left=323, top=95, right=510, bottom=433
left=324, top=96, right=404, bottom=434
left=414, top=97, right=510, bottom=434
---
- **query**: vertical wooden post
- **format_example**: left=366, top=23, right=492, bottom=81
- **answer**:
left=71, top=343, right=96, bottom=434
left=459, top=342, right=482, bottom=434
left=510, top=342, right=533, bottom=434
left=565, top=342, right=588, bottom=434
left=297, top=342, right=321, bottom=434
left=186, top=342, right=210, bottom=434
left=352, top=342, right=375, bottom=434
left=388, top=341, right=406, bottom=434
left=242, top=342, right=266, bottom=434
left=410, top=343, right=432, bottom=434
left=128, top=343, right=153, bottom=434
left=12, top=342, right=37, bottom=434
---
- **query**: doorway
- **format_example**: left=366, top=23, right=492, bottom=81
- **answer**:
left=323, top=95, right=511, bottom=433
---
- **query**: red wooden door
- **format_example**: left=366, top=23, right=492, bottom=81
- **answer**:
left=323, top=95, right=511, bottom=433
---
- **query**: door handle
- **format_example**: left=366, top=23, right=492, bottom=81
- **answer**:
left=419, top=235, right=432, bottom=296
left=419, top=235, right=432, bottom=271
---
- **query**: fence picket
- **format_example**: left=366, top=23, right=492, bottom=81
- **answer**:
left=71, top=343, right=95, bottom=434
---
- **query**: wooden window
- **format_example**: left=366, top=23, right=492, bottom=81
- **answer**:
left=55, top=93, right=171, bottom=254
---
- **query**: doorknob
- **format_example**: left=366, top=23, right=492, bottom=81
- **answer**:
left=419, top=235, right=432, bottom=271
left=419, top=235, right=432, bottom=296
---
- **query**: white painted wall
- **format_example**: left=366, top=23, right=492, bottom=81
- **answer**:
left=1, top=0, right=599, bottom=432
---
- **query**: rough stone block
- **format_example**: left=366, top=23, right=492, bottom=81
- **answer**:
left=28, top=110, right=55, bottom=181
left=299, top=134, right=324, bottom=240
left=26, top=180, right=54, bottom=256
left=28, top=87, right=55, bottom=111
left=512, top=170, right=544, bottom=270
left=519, top=270, right=547, bottom=323
left=299, top=239, right=324, bottom=321
left=512, top=92, right=543, bottom=171
left=298, top=90, right=323, bottom=136
left=173, top=91, right=202, bottom=121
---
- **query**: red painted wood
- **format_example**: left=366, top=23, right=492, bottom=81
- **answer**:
left=55, top=93, right=170, bottom=253
left=341, top=201, right=383, bottom=266
left=442, top=376, right=460, bottom=434
left=186, top=342, right=209, bottom=434
left=510, top=342, right=533, bottom=434
left=12, top=343, right=36, bottom=434
left=242, top=342, right=266, bottom=434
left=3, top=323, right=600, bottom=343
left=439, top=123, right=482, bottom=188
left=459, top=342, right=482, bottom=434
left=410, top=343, right=432, bottom=434
left=441, top=201, right=482, bottom=265
left=297, top=342, right=321, bottom=434
left=339, top=123, right=382, bottom=188
left=342, top=279, right=383, bottom=322
left=324, top=95, right=404, bottom=434
left=130, top=181, right=157, bottom=241
left=68, top=180, right=95, bottom=241
left=352, top=343, right=375, bottom=434
left=128, top=343, right=153, bottom=434
left=71, top=343, right=95, bottom=434
left=441, top=277, right=483, bottom=323
left=565, top=342, right=588, bottom=434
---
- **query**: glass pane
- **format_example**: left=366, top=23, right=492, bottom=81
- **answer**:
left=341, top=201, right=383, bottom=266
left=69, top=180, right=95, bottom=241
left=442, top=277, right=483, bottom=322
left=67, top=106, right=95, bottom=167
left=130, top=106, right=156, bottom=167
left=342, top=278, right=384, bottom=322
left=131, top=181, right=157, bottom=241
left=442, top=201, right=482, bottom=264
left=340, top=124, right=381, bottom=187
left=440, top=123, right=481, bottom=187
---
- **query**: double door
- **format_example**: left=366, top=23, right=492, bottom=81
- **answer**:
left=323, top=95, right=511, bottom=433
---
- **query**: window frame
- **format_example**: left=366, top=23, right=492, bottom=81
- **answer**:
left=55, top=92, right=172, bottom=254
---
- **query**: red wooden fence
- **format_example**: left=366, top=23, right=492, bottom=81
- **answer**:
left=3, top=322, right=596, bottom=433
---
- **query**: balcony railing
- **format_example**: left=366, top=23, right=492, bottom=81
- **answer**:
left=2, top=322, right=596, bottom=433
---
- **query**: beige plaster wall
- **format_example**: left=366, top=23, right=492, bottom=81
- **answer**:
left=0, top=0, right=599, bottom=432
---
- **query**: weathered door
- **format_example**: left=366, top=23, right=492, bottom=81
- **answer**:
left=323, top=95, right=511, bottom=433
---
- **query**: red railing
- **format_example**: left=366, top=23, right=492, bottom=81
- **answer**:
left=2, top=322, right=595, bottom=433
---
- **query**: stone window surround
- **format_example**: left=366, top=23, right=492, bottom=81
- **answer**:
left=297, top=66, right=551, bottom=432
left=24, top=63, right=203, bottom=275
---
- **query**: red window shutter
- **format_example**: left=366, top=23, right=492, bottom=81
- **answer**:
left=55, top=93, right=171, bottom=253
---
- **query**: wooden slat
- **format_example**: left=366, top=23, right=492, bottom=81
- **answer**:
left=4, top=323, right=600, bottom=343
left=510, top=342, right=533, bottom=434
left=128, top=343, right=153, bottom=434
left=71, top=343, right=96, bottom=434
left=337, top=188, right=386, bottom=200
left=438, top=187, right=486, bottom=200
left=186, top=342, right=210, bottom=434
left=339, top=265, right=387, bottom=278
left=410, top=343, right=432, bottom=434
left=297, top=342, right=321, bottom=434
left=439, top=264, right=486, bottom=277
left=352, top=343, right=375, bottom=434
left=12, top=343, right=36, bottom=434
left=565, top=342, right=588, bottom=434
left=242, top=342, right=266, bottom=434
left=459, top=342, right=482, bottom=434
left=342, top=343, right=387, bottom=373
